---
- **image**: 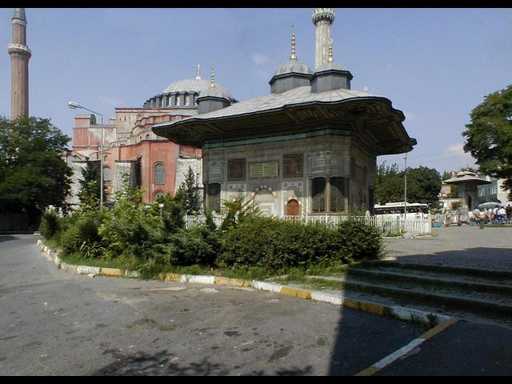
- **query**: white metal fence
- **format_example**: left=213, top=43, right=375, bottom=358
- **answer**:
left=185, top=213, right=432, bottom=236
left=281, top=215, right=431, bottom=236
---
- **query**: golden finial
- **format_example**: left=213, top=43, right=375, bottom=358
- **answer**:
left=290, top=26, right=297, bottom=61
left=328, top=40, right=333, bottom=63
left=210, top=65, right=216, bottom=88
left=195, top=64, right=201, bottom=80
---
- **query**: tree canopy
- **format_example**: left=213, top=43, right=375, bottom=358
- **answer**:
left=375, top=162, right=442, bottom=207
left=463, top=84, right=512, bottom=198
left=0, top=116, right=72, bottom=219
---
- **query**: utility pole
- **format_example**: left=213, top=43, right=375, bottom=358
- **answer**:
left=404, top=153, right=408, bottom=219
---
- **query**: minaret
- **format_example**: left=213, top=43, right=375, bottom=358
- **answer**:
left=8, top=8, right=31, bottom=119
left=312, top=8, right=335, bottom=70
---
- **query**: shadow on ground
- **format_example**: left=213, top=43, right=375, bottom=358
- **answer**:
left=0, top=235, right=17, bottom=243
left=93, top=349, right=313, bottom=376
left=327, top=265, right=428, bottom=376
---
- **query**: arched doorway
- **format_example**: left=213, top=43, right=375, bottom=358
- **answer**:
left=286, top=199, right=300, bottom=216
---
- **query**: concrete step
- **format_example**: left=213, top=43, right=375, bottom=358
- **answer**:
left=361, top=260, right=512, bottom=281
left=347, top=267, right=512, bottom=296
left=306, top=275, right=512, bottom=319
left=336, top=288, right=512, bottom=330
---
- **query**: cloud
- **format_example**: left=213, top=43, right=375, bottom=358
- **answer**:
left=251, top=53, right=271, bottom=66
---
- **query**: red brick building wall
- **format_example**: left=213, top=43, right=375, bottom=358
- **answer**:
left=72, top=112, right=201, bottom=204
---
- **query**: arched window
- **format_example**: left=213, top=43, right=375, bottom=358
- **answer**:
left=312, top=177, right=326, bottom=213
left=330, top=177, right=346, bottom=212
left=154, top=162, right=165, bottom=185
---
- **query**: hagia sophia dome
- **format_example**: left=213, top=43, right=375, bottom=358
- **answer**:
left=143, top=66, right=235, bottom=109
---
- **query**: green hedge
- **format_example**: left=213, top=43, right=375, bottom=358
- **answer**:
left=217, top=217, right=381, bottom=272
left=40, top=189, right=382, bottom=274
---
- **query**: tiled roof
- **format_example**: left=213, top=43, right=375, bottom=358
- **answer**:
left=156, top=85, right=373, bottom=124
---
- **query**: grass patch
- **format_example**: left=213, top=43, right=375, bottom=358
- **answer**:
left=275, top=277, right=346, bottom=291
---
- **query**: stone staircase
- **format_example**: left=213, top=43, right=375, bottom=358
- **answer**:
left=309, top=261, right=512, bottom=327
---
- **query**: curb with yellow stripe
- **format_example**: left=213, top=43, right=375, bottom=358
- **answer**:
left=36, top=240, right=453, bottom=328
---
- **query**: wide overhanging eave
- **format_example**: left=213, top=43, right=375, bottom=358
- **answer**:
left=152, top=96, right=412, bottom=153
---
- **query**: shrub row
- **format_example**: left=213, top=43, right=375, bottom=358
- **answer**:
left=39, top=192, right=382, bottom=275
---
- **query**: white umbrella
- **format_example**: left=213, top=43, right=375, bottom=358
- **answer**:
left=478, top=202, right=502, bottom=210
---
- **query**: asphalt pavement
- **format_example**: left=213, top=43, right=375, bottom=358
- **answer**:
left=1, top=234, right=512, bottom=376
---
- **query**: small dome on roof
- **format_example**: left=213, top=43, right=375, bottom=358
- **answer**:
left=275, top=61, right=312, bottom=76
left=315, top=62, right=344, bottom=72
left=162, top=78, right=232, bottom=99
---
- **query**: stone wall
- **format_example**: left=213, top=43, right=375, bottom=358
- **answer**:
left=203, top=133, right=363, bottom=217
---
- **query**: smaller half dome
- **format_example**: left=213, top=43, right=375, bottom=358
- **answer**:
left=275, top=61, right=312, bottom=76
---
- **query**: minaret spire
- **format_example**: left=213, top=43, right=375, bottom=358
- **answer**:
left=290, top=27, right=297, bottom=62
left=195, top=64, right=201, bottom=80
left=312, top=8, right=335, bottom=69
left=8, top=8, right=31, bottom=119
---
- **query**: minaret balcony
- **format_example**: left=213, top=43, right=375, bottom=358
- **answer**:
left=312, top=8, right=335, bottom=24
left=8, top=43, right=31, bottom=57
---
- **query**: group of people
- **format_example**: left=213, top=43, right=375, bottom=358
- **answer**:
left=469, top=204, right=512, bottom=225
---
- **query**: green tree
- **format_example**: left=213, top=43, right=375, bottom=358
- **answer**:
left=406, top=166, right=442, bottom=207
left=463, top=84, right=512, bottom=199
left=78, top=160, right=100, bottom=209
left=177, top=166, right=201, bottom=215
left=0, top=116, right=72, bottom=222
left=375, top=162, right=403, bottom=204
left=375, top=162, right=441, bottom=206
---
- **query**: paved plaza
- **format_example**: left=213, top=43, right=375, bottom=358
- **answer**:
left=384, top=226, right=512, bottom=271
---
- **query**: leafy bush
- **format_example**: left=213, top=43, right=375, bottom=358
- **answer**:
left=169, top=225, right=219, bottom=266
left=60, top=213, right=104, bottom=257
left=337, top=219, right=382, bottom=261
left=98, top=187, right=169, bottom=260
left=217, top=217, right=346, bottom=272
left=220, top=197, right=261, bottom=231
left=39, top=210, right=61, bottom=240
left=153, top=193, right=186, bottom=234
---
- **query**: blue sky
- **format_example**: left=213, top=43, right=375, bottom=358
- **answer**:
left=1, top=8, right=511, bottom=172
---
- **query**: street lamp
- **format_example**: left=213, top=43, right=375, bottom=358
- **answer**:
left=68, top=100, right=105, bottom=208
left=403, top=153, right=408, bottom=231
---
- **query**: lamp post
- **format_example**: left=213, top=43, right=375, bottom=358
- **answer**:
left=68, top=101, right=105, bottom=208
left=403, top=153, right=408, bottom=231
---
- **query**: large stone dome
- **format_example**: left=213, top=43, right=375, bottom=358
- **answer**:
left=163, top=78, right=232, bottom=99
